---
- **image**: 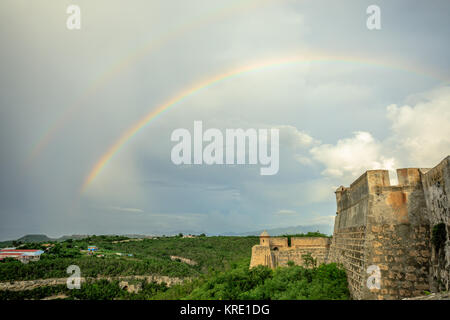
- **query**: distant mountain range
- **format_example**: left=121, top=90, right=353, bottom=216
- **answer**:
left=16, top=234, right=55, bottom=243
left=0, top=234, right=90, bottom=247
left=220, top=224, right=333, bottom=236
left=0, top=224, right=332, bottom=247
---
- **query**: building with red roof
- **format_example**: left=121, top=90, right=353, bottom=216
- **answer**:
left=0, top=249, right=44, bottom=263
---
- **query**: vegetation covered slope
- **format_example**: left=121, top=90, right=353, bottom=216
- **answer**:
left=0, top=260, right=350, bottom=300
left=0, top=235, right=259, bottom=281
left=0, top=234, right=350, bottom=300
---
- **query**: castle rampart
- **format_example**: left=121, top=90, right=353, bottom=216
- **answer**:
left=329, top=167, right=432, bottom=299
left=250, top=156, right=449, bottom=300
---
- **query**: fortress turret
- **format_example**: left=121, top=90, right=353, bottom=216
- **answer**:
left=260, top=230, right=270, bottom=246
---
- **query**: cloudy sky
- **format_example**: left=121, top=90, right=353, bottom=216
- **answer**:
left=0, top=0, right=449, bottom=240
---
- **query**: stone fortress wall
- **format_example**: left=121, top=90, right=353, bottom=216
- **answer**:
left=250, top=156, right=449, bottom=300
left=329, top=167, right=432, bottom=299
left=421, top=157, right=450, bottom=292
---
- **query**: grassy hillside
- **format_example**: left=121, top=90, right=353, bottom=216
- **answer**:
left=0, top=259, right=350, bottom=300
left=0, top=235, right=259, bottom=281
left=0, top=234, right=350, bottom=300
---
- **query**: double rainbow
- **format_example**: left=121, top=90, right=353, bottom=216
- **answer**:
left=81, top=53, right=448, bottom=191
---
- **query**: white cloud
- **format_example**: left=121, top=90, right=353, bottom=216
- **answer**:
left=275, top=209, right=297, bottom=215
left=108, top=206, right=144, bottom=213
left=295, top=155, right=313, bottom=166
left=276, top=125, right=319, bottom=149
left=2, top=1, right=448, bottom=239
left=305, top=86, right=450, bottom=186
left=386, top=86, right=450, bottom=167
left=309, top=131, right=396, bottom=182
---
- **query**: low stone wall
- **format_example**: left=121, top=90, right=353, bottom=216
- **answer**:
left=274, top=246, right=329, bottom=267
left=268, top=237, right=288, bottom=249
left=0, top=274, right=185, bottom=291
left=170, top=255, right=197, bottom=266
left=250, top=237, right=331, bottom=269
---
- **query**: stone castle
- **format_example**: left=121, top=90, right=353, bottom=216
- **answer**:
left=250, top=156, right=449, bottom=300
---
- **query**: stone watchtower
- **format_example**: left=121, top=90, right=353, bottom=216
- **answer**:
left=260, top=230, right=270, bottom=246
left=249, top=231, right=276, bottom=268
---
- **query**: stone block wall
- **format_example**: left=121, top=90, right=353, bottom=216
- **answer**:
left=274, top=246, right=329, bottom=267
left=421, top=156, right=450, bottom=291
left=328, top=226, right=366, bottom=299
left=268, top=237, right=289, bottom=249
left=250, top=237, right=330, bottom=269
left=250, top=245, right=275, bottom=268
left=363, top=171, right=431, bottom=300
left=328, top=171, right=375, bottom=299
left=329, top=168, right=433, bottom=300
left=367, top=224, right=430, bottom=299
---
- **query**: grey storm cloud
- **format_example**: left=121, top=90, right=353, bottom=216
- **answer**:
left=0, top=0, right=449, bottom=239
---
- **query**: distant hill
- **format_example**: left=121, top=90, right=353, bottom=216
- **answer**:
left=220, top=224, right=333, bottom=237
left=0, top=234, right=90, bottom=248
left=0, top=233, right=152, bottom=246
left=58, top=234, right=90, bottom=241
left=17, top=234, right=55, bottom=243
left=0, top=226, right=333, bottom=248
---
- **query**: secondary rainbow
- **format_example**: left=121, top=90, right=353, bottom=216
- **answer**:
left=25, top=0, right=271, bottom=166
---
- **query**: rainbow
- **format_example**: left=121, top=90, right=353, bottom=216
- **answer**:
left=81, top=53, right=449, bottom=191
left=25, top=0, right=273, bottom=166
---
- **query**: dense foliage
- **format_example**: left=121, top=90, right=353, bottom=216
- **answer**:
left=0, top=261, right=350, bottom=300
left=0, top=235, right=258, bottom=281
left=0, top=285, right=69, bottom=300
left=0, top=234, right=350, bottom=300
left=184, top=261, right=349, bottom=300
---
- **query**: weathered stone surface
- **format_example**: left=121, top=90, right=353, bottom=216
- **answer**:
left=421, top=156, right=450, bottom=292
left=327, top=156, right=449, bottom=300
